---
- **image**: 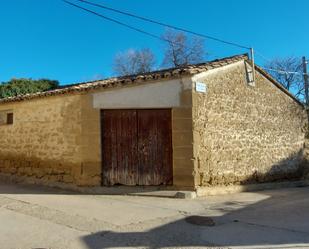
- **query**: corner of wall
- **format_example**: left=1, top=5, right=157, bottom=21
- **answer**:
left=74, top=94, right=101, bottom=186
left=171, top=77, right=195, bottom=189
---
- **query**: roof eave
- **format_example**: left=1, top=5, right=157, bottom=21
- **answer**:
left=254, top=64, right=305, bottom=108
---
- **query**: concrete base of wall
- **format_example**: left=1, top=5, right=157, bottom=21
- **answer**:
left=0, top=173, right=196, bottom=198
left=196, top=180, right=309, bottom=196
left=0, top=173, right=80, bottom=192
left=2, top=173, right=308, bottom=199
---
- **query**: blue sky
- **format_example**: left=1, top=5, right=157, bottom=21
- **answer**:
left=0, top=0, right=308, bottom=85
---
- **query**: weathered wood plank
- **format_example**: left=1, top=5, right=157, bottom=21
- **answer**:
left=102, top=109, right=172, bottom=186
left=137, top=109, right=172, bottom=185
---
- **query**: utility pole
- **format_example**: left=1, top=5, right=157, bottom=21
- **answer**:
left=302, top=56, right=309, bottom=106
left=250, top=48, right=255, bottom=82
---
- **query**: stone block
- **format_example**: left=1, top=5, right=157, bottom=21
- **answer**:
left=174, top=191, right=196, bottom=199
left=172, top=118, right=193, bottom=131
left=173, top=147, right=193, bottom=159
left=82, top=162, right=101, bottom=177
left=173, top=174, right=195, bottom=188
left=172, top=131, right=193, bottom=146
left=172, top=108, right=192, bottom=119
left=180, top=90, right=192, bottom=106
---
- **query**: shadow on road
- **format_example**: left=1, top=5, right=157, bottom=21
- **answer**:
left=80, top=150, right=309, bottom=249
left=81, top=186, right=309, bottom=248
left=0, top=151, right=309, bottom=248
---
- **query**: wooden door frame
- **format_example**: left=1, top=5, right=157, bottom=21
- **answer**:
left=100, top=108, right=173, bottom=186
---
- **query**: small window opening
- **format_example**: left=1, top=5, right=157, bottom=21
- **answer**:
left=0, top=110, right=14, bottom=125
left=7, top=113, right=13, bottom=125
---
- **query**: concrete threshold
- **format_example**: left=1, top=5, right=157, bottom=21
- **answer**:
left=76, top=186, right=197, bottom=199
left=80, top=180, right=309, bottom=198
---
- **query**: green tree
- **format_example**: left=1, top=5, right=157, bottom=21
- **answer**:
left=0, top=78, right=59, bottom=99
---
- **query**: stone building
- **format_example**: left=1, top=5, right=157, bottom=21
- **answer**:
left=0, top=54, right=307, bottom=192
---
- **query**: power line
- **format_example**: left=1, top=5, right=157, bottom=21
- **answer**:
left=62, top=0, right=174, bottom=45
left=255, top=50, right=309, bottom=76
left=255, top=50, right=273, bottom=63
left=63, top=0, right=249, bottom=56
left=63, top=0, right=251, bottom=69
left=61, top=0, right=307, bottom=77
left=261, top=67, right=308, bottom=76
left=75, top=0, right=251, bottom=50
left=63, top=1, right=309, bottom=82
left=262, top=67, right=300, bottom=75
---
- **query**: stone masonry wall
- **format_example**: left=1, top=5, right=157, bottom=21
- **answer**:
left=79, top=94, right=101, bottom=186
left=172, top=103, right=194, bottom=187
left=0, top=94, right=101, bottom=186
left=0, top=77, right=195, bottom=188
left=192, top=61, right=308, bottom=187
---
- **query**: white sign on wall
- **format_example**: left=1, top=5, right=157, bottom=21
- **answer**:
left=195, top=82, right=207, bottom=93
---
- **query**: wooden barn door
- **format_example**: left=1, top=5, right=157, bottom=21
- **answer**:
left=101, top=110, right=138, bottom=186
left=101, top=109, right=172, bottom=186
left=137, top=110, right=172, bottom=185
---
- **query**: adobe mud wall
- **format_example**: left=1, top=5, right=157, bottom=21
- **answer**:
left=0, top=94, right=101, bottom=186
left=192, top=62, right=308, bottom=187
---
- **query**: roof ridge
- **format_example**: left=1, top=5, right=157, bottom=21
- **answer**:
left=0, top=53, right=248, bottom=104
left=62, top=53, right=249, bottom=88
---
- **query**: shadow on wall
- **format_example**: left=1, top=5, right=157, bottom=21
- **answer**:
left=250, top=149, right=309, bottom=183
left=205, top=148, right=309, bottom=186
left=0, top=149, right=308, bottom=196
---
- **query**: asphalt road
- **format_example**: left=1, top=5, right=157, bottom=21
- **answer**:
left=0, top=182, right=308, bottom=249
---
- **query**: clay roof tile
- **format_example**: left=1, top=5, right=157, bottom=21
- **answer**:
left=0, top=53, right=248, bottom=104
